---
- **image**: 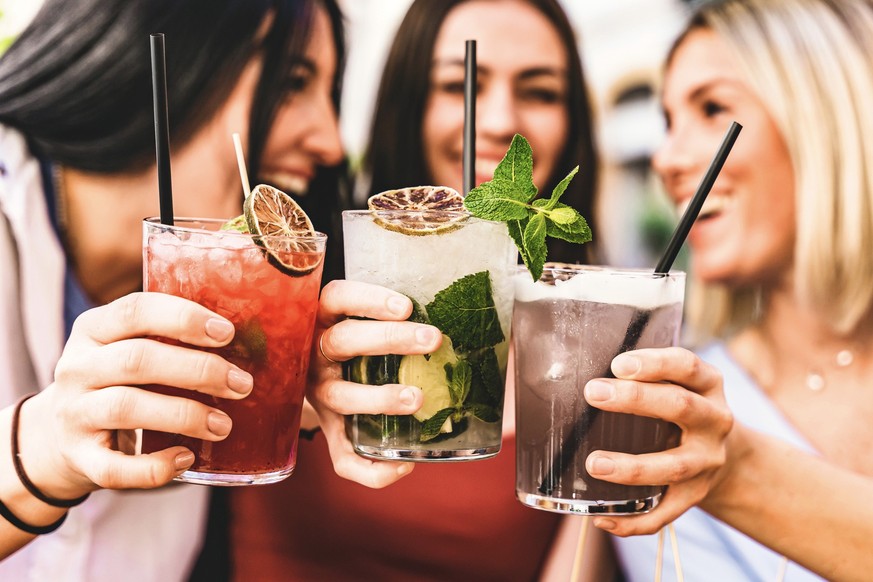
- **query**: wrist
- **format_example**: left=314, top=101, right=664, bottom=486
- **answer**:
left=700, top=421, right=756, bottom=516
left=17, top=392, right=92, bottom=503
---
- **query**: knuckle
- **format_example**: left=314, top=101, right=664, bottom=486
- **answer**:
left=666, top=454, right=691, bottom=482
left=122, top=341, right=149, bottom=376
left=116, top=293, right=146, bottom=330
left=671, top=390, right=695, bottom=419
left=103, top=388, right=136, bottom=425
left=193, top=353, right=220, bottom=386
left=625, top=458, right=645, bottom=481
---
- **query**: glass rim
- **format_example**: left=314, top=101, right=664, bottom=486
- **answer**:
left=342, top=208, right=484, bottom=219
left=143, top=216, right=328, bottom=243
left=518, top=263, right=686, bottom=279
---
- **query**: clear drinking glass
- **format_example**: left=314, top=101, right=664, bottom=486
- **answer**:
left=513, top=264, right=685, bottom=513
left=141, top=217, right=326, bottom=485
left=342, top=209, right=516, bottom=461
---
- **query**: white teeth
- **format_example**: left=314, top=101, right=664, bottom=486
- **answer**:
left=262, top=173, right=309, bottom=196
left=677, top=196, right=730, bottom=219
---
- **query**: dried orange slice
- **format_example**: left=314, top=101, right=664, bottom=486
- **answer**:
left=367, top=185, right=467, bottom=235
left=244, top=183, right=322, bottom=276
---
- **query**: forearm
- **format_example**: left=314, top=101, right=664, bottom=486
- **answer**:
left=702, top=423, right=873, bottom=581
left=0, top=404, right=67, bottom=560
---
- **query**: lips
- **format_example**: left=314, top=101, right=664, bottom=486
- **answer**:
left=676, top=194, right=731, bottom=221
left=260, top=172, right=310, bottom=196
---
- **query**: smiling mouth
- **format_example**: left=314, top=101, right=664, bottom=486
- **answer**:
left=261, top=172, right=309, bottom=196
left=677, top=195, right=731, bottom=221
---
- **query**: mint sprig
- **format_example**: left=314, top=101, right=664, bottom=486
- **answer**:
left=463, top=134, right=592, bottom=280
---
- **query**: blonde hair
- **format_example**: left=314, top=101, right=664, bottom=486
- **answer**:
left=676, top=0, right=873, bottom=340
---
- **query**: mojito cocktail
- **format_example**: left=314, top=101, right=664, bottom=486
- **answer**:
left=342, top=202, right=516, bottom=461
left=514, top=265, right=685, bottom=514
left=141, top=217, right=326, bottom=485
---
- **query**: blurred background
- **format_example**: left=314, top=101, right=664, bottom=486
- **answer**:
left=0, top=0, right=693, bottom=268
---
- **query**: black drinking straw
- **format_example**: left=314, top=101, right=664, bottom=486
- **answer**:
left=150, top=33, right=174, bottom=226
left=537, top=121, right=743, bottom=497
left=463, top=39, right=477, bottom=195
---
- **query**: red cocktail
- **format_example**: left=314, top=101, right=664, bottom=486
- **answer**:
left=141, top=217, right=325, bottom=485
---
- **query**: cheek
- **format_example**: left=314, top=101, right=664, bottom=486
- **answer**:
left=529, top=122, right=569, bottom=188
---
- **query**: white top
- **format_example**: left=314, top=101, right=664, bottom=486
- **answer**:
left=0, top=125, right=208, bottom=581
left=612, top=342, right=824, bottom=582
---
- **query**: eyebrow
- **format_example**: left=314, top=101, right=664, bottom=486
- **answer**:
left=432, top=59, right=566, bottom=79
left=686, top=77, right=746, bottom=101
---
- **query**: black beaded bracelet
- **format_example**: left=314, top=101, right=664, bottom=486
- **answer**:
left=0, top=496, right=67, bottom=535
left=12, top=393, right=90, bottom=508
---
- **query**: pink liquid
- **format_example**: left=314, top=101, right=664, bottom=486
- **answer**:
left=141, top=223, right=323, bottom=478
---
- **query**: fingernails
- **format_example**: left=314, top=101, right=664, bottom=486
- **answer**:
left=594, top=518, right=616, bottom=531
left=585, top=380, right=613, bottom=402
left=387, top=295, right=409, bottom=317
left=612, top=354, right=641, bottom=377
left=207, top=412, right=232, bottom=436
left=174, top=451, right=195, bottom=471
left=396, top=463, right=413, bottom=476
left=227, top=367, right=253, bottom=394
left=205, top=318, right=234, bottom=342
left=588, top=455, right=615, bottom=476
left=415, top=326, right=439, bottom=346
left=399, top=387, right=420, bottom=407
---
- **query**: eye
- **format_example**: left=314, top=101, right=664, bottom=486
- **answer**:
left=702, top=99, right=725, bottom=117
left=520, top=87, right=562, bottom=104
left=434, top=80, right=471, bottom=95
left=283, top=63, right=314, bottom=94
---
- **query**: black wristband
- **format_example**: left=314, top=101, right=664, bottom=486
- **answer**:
left=12, top=393, right=90, bottom=508
left=0, top=496, right=67, bottom=535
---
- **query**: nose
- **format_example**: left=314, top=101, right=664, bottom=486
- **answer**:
left=305, top=94, right=344, bottom=167
left=477, top=81, right=518, bottom=140
left=651, top=122, right=696, bottom=186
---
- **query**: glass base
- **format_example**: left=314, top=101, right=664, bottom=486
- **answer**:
left=173, top=466, right=294, bottom=486
left=354, top=443, right=500, bottom=462
left=517, top=491, right=662, bottom=515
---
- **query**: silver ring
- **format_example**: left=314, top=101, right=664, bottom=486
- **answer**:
left=318, top=333, right=339, bottom=364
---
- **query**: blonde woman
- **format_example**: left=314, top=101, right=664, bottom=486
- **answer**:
left=607, top=0, right=873, bottom=580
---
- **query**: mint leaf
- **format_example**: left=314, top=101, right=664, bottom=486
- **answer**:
left=426, top=271, right=504, bottom=352
left=420, top=408, right=454, bottom=441
left=546, top=211, right=592, bottom=244
left=448, top=360, right=472, bottom=406
left=467, top=347, right=503, bottom=409
left=493, top=134, right=537, bottom=202
left=545, top=165, right=579, bottom=210
left=523, top=214, right=548, bottom=281
left=464, top=180, right=530, bottom=221
left=462, top=133, right=592, bottom=281
left=468, top=404, right=500, bottom=423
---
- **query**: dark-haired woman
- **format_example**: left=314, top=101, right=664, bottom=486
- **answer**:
left=0, top=0, right=434, bottom=576
left=221, top=2, right=729, bottom=581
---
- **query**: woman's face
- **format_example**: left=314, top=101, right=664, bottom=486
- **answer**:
left=423, top=0, right=570, bottom=194
left=653, top=28, right=795, bottom=287
left=177, top=5, right=342, bottom=219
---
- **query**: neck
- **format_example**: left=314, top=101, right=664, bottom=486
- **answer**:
left=61, top=166, right=159, bottom=305
left=730, top=281, right=873, bottom=394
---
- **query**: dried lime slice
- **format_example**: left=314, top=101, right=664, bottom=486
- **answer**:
left=243, top=183, right=322, bottom=276
left=367, top=185, right=467, bottom=235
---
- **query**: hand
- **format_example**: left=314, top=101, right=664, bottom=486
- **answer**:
left=308, top=280, right=442, bottom=488
left=18, top=292, right=254, bottom=500
left=582, top=347, right=733, bottom=536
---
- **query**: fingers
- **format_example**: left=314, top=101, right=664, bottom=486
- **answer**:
left=69, top=292, right=235, bottom=348
left=592, top=486, right=708, bottom=537
left=57, top=338, right=253, bottom=398
left=318, top=280, right=414, bottom=326
left=71, top=386, right=234, bottom=441
left=83, top=446, right=196, bottom=490
left=319, top=319, right=441, bottom=362
left=610, top=347, right=723, bottom=396
left=584, top=378, right=729, bottom=430
left=310, top=379, right=423, bottom=416
left=317, top=410, right=414, bottom=489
